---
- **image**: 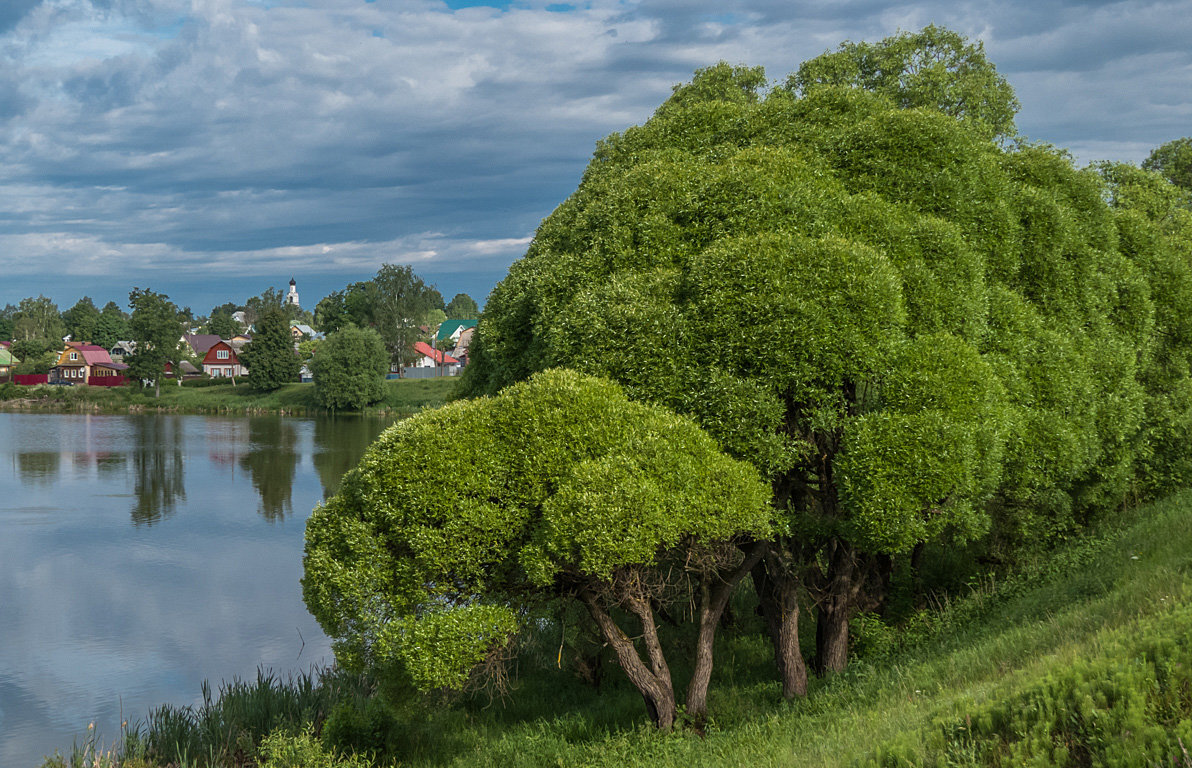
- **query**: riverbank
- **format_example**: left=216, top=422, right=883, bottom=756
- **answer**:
left=43, top=489, right=1192, bottom=767
left=0, top=377, right=458, bottom=416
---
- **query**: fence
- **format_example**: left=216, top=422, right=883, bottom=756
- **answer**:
left=88, top=375, right=127, bottom=387
left=388, top=366, right=462, bottom=380
left=14, top=374, right=48, bottom=386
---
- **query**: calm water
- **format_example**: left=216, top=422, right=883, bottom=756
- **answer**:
left=0, top=412, right=393, bottom=767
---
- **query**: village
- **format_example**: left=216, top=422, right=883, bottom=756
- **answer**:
left=0, top=277, right=479, bottom=388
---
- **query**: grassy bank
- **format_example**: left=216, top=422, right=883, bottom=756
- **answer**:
left=44, top=489, right=1192, bottom=767
left=0, top=377, right=458, bottom=417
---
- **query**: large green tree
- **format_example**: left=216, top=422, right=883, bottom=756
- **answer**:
left=1143, top=136, right=1192, bottom=193
left=128, top=288, right=183, bottom=398
left=239, top=306, right=300, bottom=391
left=94, top=301, right=129, bottom=349
left=373, top=264, right=438, bottom=373
left=12, top=295, right=66, bottom=342
left=303, top=369, right=772, bottom=729
left=463, top=32, right=1170, bottom=691
left=310, top=325, right=389, bottom=410
left=207, top=309, right=240, bottom=339
left=62, top=297, right=100, bottom=344
left=445, top=293, right=480, bottom=319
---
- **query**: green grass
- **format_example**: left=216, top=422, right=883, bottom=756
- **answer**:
left=48, top=490, right=1192, bottom=767
left=0, top=377, right=458, bottom=416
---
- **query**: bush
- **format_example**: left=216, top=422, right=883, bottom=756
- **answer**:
left=321, top=696, right=400, bottom=758
left=311, top=326, right=389, bottom=411
left=260, top=729, right=376, bottom=768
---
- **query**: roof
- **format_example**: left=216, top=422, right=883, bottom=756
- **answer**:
left=95, top=361, right=130, bottom=371
left=435, top=319, right=478, bottom=342
left=66, top=344, right=115, bottom=367
left=413, top=341, right=459, bottom=365
left=0, top=349, right=15, bottom=365
left=184, top=334, right=222, bottom=356
left=0, top=340, right=11, bottom=349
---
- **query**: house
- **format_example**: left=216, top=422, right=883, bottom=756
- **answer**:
left=201, top=340, right=247, bottom=378
left=164, top=359, right=202, bottom=378
left=290, top=323, right=320, bottom=342
left=182, top=334, right=222, bottom=358
left=0, top=347, right=16, bottom=381
left=412, top=341, right=459, bottom=368
left=452, top=326, right=476, bottom=365
left=110, top=341, right=136, bottom=361
left=49, top=342, right=128, bottom=385
left=435, top=319, right=478, bottom=347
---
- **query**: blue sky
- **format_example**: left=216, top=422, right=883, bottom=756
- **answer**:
left=1, top=0, right=1190, bottom=316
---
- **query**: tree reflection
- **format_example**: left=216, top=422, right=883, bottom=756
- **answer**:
left=240, top=417, right=298, bottom=522
left=131, top=416, right=186, bottom=526
left=312, top=416, right=393, bottom=498
left=15, top=452, right=61, bottom=485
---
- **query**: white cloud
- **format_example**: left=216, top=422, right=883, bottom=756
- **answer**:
left=0, top=0, right=1190, bottom=307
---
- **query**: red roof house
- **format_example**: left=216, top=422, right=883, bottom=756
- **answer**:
left=413, top=341, right=459, bottom=367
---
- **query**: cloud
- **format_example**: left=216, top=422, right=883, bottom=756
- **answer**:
left=0, top=0, right=1190, bottom=309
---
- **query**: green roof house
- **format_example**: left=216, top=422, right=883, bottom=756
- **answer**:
left=0, top=347, right=17, bottom=378
left=435, top=319, right=478, bottom=345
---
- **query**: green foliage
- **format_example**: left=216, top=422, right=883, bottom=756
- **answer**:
left=62, top=297, right=100, bottom=343
left=11, top=337, right=57, bottom=374
left=789, top=24, right=1020, bottom=139
left=12, top=294, right=66, bottom=342
left=94, top=301, right=129, bottom=349
left=463, top=33, right=1192, bottom=678
left=311, top=326, right=389, bottom=411
left=0, top=303, right=14, bottom=340
left=372, top=264, right=439, bottom=369
left=259, top=729, right=376, bottom=768
left=1143, top=136, right=1192, bottom=192
left=207, top=309, right=239, bottom=339
left=444, top=293, right=479, bottom=319
left=240, top=306, right=301, bottom=392
left=303, top=369, right=771, bottom=703
left=127, top=288, right=183, bottom=396
left=321, top=696, right=400, bottom=759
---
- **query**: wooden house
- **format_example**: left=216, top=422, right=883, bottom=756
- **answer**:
left=201, top=340, right=247, bottom=378
left=50, top=342, right=128, bottom=384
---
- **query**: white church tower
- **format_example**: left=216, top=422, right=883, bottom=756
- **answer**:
left=285, top=277, right=300, bottom=309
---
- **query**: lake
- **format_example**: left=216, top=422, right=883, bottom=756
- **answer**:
left=0, top=412, right=394, bottom=767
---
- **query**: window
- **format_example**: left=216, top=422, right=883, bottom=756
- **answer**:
left=69, top=352, right=78, bottom=361
left=217, top=349, right=229, bottom=360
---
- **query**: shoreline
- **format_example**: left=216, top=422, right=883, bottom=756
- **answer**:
left=0, top=377, right=458, bottom=417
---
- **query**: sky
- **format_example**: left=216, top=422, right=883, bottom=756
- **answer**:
left=1, top=0, right=1190, bottom=316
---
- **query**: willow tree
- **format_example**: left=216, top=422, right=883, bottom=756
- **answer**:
left=462, top=29, right=1164, bottom=692
left=303, top=369, right=772, bottom=729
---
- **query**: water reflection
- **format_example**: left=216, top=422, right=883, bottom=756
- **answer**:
left=16, top=452, right=61, bottom=485
left=131, top=417, right=187, bottom=526
left=240, top=417, right=299, bottom=521
left=0, top=412, right=397, bottom=767
left=313, top=416, right=393, bottom=498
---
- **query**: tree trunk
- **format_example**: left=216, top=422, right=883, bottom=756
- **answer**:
left=685, top=543, right=766, bottom=723
left=815, top=539, right=858, bottom=674
left=752, top=556, right=808, bottom=698
left=579, top=588, right=677, bottom=730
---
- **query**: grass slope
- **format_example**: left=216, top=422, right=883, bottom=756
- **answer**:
left=390, top=491, right=1192, bottom=768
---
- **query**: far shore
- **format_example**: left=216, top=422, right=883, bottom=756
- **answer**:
left=0, top=376, right=458, bottom=417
